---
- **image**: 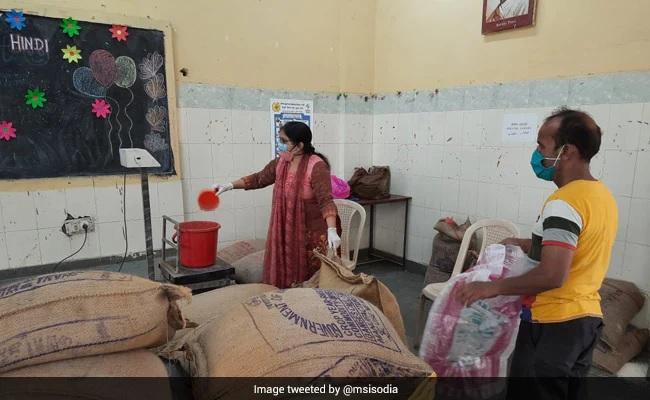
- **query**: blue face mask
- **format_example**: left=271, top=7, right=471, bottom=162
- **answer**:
left=277, top=142, right=289, bottom=153
left=530, top=145, right=564, bottom=181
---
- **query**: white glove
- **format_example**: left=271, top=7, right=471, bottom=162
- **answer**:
left=327, top=227, right=341, bottom=249
left=212, top=182, right=233, bottom=195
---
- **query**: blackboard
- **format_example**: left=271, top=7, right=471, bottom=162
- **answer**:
left=0, top=11, right=175, bottom=179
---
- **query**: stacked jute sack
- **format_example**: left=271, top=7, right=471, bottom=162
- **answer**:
left=158, top=252, right=434, bottom=400
left=0, top=270, right=191, bottom=400
left=218, top=239, right=266, bottom=283
left=592, top=278, right=649, bottom=375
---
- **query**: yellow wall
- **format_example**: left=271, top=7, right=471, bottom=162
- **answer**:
left=16, top=0, right=376, bottom=94
left=374, top=0, right=650, bottom=92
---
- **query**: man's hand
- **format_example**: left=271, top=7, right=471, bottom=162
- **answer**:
left=455, top=281, right=501, bottom=306
left=500, top=237, right=520, bottom=246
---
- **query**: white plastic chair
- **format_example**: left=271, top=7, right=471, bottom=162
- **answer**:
left=334, top=199, right=367, bottom=270
left=415, top=219, right=520, bottom=347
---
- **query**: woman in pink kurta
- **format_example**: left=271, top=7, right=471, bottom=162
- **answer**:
left=213, top=122, right=340, bottom=288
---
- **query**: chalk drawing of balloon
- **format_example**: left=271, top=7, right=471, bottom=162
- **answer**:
left=89, top=50, right=116, bottom=87
left=72, top=67, right=106, bottom=98
left=115, top=56, right=137, bottom=147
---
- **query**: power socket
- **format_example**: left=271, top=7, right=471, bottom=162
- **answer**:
left=62, top=216, right=95, bottom=236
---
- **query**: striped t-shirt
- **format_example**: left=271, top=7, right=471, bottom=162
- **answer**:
left=521, top=180, right=618, bottom=323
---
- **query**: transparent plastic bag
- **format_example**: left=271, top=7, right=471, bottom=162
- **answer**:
left=419, top=244, right=536, bottom=378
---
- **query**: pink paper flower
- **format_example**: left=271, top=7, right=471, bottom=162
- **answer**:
left=91, top=99, right=111, bottom=119
left=109, top=25, right=129, bottom=42
left=0, top=121, right=17, bottom=141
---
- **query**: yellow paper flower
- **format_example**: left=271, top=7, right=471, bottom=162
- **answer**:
left=61, top=45, right=82, bottom=63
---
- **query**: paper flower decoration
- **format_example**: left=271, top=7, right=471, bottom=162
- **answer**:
left=109, top=25, right=129, bottom=42
left=91, top=99, right=111, bottom=118
left=61, top=45, right=82, bottom=63
left=60, top=17, right=81, bottom=37
left=5, top=10, right=26, bottom=30
left=0, top=121, right=16, bottom=141
left=25, top=88, right=46, bottom=109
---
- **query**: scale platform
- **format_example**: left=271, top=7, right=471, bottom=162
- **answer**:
left=159, top=258, right=235, bottom=292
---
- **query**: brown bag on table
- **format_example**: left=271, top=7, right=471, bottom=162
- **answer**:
left=348, top=166, right=391, bottom=200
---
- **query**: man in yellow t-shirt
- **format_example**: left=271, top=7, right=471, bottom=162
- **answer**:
left=457, top=108, right=618, bottom=400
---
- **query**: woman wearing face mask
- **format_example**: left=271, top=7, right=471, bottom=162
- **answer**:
left=213, top=121, right=341, bottom=289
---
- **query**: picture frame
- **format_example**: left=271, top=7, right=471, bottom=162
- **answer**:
left=482, top=0, right=537, bottom=34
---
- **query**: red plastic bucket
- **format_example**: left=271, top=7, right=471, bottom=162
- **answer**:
left=173, top=221, right=221, bottom=268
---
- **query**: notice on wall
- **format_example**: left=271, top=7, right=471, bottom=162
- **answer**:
left=270, top=99, right=313, bottom=158
left=502, top=113, right=538, bottom=143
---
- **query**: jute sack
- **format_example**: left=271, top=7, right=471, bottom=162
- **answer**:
left=156, top=284, right=278, bottom=369
left=593, top=327, right=650, bottom=374
left=0, top=271, right=190, bottom=373
left=599, top=278, right=645, bottom=348
left=1, top=350, right=169, bottom=377
left=312, top=251, right=407, bottom=343
left=0, top=350, right=173, bottom=400
left=218, top=240, right=266, bottom=265
left=185, top=288, right=432, bottom=399
left=232, top=250, right=265, bottom=284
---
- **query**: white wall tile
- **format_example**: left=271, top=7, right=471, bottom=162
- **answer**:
left=38, top=229, right=71, bottom=264
left=214, top=209, right=236, bottom=242
left=481, top=109, right=504, bottom=147
left=622, top=243, right=650, bottom=292
left=255, top=206, right=271, bottom=240
left=458, top=181, right=479, bottom=217
left=158, top=180, right=184, bottom=217
left=1, top=192, right=37, bottom=232
left=476, top=182, right=499, bottom=219
left=180, top=144, right=191, bottom=179
left=232, top=144, right=256, bottom=177
left=440, top=179, right=461, bottom=214
left=235, top=208, right=256, bottom=240
left=6, top=230, right=41, bottom=268
left=186, top=108, right=212, bottom=144
left=313, top=113, right=342, bottom=144
left=98, top=222, right=125, bottom=257
left=627, top=198, right=650, bottom=246
left=94, top=185, right=123, bottom=223
left=639, top=103, right=650, bottom=150
left=442, top=146, right=462, bottom=179
left=211, top=143, right=234, bottom=177
left=253, top=144, right=273, bottom=172
left=518, top=187, right=547, bottom=224
left=252, top=111, right=271, bottom=144
left=0, top=232, right=8, bottom=270
left=397, top=113, right=416, bottom=144
left=602, top=150, right=637, bottom=196
left=462, top=110, right=483, bottom=147
left=496, top=185, right=521, bottom=223
left=231, top=110, right=254, bottom=144
left=34, top=190, right=67, bottom=230
left=607, top=104, right=643, bottom=151
left=65, top=187, right=97, bottom=218
left=606, top=241, right=625, bottom=279
left=178, top=108, right=190, bottom=144
left=615, top=196, right=631, bottom=243
left=208, top=109, right=233, bottom=144
left=69, top=228, right=101, bottom=261
left=460, top=148, right=480, bottom=182
left=633, top=150, right=650, bottom=199
left=188, top=144, right=213, bottom=179
left=443, top=111, right=463, bottom=145
left=424, top=177, right=443, bottom=211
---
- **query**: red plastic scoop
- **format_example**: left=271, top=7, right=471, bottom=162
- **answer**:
left=198, top=189, right=220, bottom=211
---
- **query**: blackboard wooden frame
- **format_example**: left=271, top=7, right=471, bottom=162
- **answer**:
left=0, top=1, right=181, bottom=192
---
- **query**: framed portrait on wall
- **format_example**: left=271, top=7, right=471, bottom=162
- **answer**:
left=482, top=0, right=537, bottom=34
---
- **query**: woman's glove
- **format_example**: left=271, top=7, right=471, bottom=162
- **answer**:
left=212, top=182, right=234, bottom=195
left=327, top=227, right=341, bottom=249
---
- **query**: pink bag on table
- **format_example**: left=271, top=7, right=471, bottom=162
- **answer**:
left=330, top=175, right=350, bottom=199
left=419, top=244, right=535, bottom=378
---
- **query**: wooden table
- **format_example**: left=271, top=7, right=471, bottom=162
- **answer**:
left=353, top=195, right=412, bottom=269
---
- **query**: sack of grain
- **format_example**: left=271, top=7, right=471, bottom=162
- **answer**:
left=0, top=350, right=173, bottom=400
left=233, top=250, right=265, bottom=284
left=185, top=288, right=432, bottom=399
left=313, top=251, right=407, bottom=343
left=593, top=327, right=650, bottom=374
left=218, top=240, right=266, bottom=265
left=0, top=271, right=190, bottom=373
left=599, top=278, right=645, bottom=349
left=156, top=283, right=278, bottom=370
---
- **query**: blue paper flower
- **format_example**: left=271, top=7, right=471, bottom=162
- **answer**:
left=5, top=10, right=26, bottom=30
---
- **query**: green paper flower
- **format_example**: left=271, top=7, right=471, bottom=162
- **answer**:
left=60, top=17, right=80, bottom=37
left=25, top=88, right=46, bottom=109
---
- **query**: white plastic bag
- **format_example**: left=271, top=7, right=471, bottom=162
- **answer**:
left=419, top=244, right=535, bottom=378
